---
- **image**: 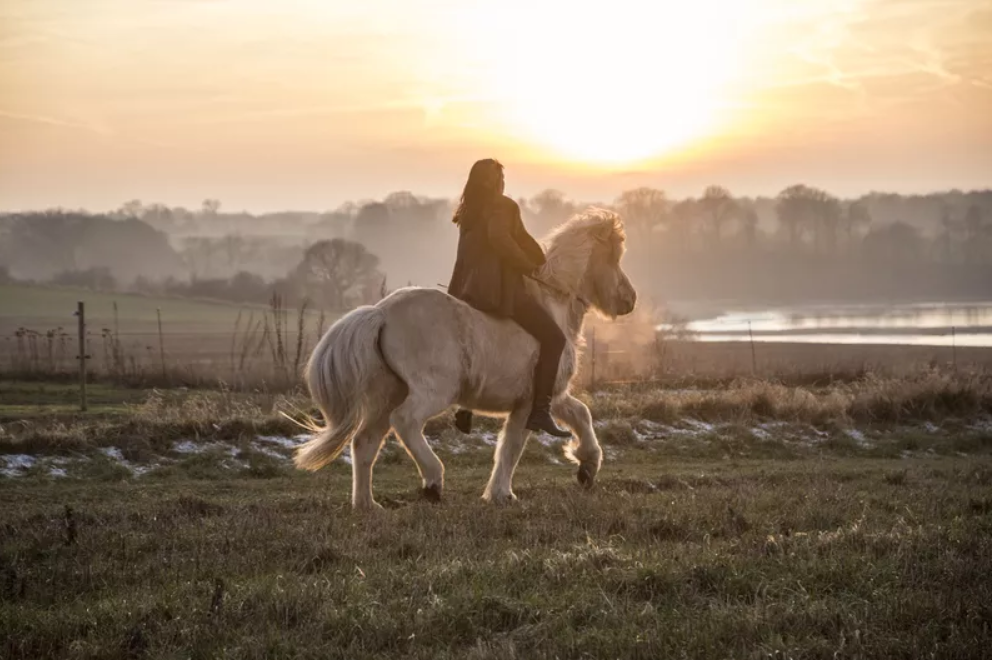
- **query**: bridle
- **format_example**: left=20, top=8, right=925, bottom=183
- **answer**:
left=525, top=273, right=593, bottom=310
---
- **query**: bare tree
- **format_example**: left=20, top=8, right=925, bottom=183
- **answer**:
left=201, top=199, right=222, bottom=216
left=699, top=185, right=738, bottom=243
left=614, top=187, right=668, bottom=241
left=776, top=184, right=840, bottom=252
left=294, top=238, right=383, bottom=311
left=842, top=200, right=872, bottom=252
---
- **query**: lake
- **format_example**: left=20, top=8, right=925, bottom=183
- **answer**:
left=668, top=301, right=992, bottom=347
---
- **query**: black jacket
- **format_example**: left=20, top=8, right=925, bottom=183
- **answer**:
left=447, top=196, right=547, bottom=318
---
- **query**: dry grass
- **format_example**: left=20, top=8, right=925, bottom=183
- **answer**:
left=5, top=283, right=992, bottom=394
left=3, top=369, right=992, bottom=460
left=1, top=454, right=990, bottom=659
left=586, top=369, right=992, bottom=426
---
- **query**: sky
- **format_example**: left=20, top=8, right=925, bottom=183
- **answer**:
left=1, top=0, right=990, bottom=212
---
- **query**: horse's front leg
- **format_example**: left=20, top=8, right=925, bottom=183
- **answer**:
left=552, top=394, right=602, bottom=488
left=482, top=405, right=531, bottom=504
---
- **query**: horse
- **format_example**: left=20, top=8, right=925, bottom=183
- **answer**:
left=293, top=207, right=637, bottom=509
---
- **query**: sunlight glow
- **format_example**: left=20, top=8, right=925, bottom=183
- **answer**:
left=454, top=0, right=760, bottom=167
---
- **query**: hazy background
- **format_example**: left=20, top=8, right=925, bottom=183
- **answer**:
left=1, top=0, right=990, bottom=211
left=1, top=0, right=991, bottom=327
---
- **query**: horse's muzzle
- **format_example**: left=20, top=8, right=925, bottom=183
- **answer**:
left=617, top=283, right=637, bottom=315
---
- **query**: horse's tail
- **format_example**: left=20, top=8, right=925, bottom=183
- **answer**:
left=294, top=305, right=389, bottom=471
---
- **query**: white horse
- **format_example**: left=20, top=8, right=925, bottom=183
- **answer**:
left=294, top=208, right=637, bottom=509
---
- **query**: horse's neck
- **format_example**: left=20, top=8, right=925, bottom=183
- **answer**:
left=542, top=295, right=588, bottom=344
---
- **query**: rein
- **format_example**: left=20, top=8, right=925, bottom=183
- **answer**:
left=525, top=274, right=592, bottom=309
left=435, top=275, right=591, bottom=309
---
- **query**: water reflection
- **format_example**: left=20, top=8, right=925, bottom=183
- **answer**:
left=664, top=302, right=992, bottom=347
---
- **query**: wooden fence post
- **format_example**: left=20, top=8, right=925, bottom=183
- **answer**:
left=951, top=326, right=957, bottom=371
left=157, top=307, right=166, bottom=380
left=76, top=301, right=87, bottom=412
left=748, top=320, right=757, bottom=375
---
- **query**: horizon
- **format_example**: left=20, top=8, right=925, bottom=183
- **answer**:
left=3, top=183, right=992, bottom=217
left=2, top=0, right=991, bottom=213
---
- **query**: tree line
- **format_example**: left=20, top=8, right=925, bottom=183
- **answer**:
left=2, top=185, right=990, bottom=310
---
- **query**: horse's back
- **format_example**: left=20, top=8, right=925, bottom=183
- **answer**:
left=377, top=286, right=540, bottom=409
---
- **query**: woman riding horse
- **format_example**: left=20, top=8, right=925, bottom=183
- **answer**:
left=447, top=158, right=571, bottom=438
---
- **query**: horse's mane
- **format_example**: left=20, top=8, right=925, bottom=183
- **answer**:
left=537, top=207, right=626, bottom=294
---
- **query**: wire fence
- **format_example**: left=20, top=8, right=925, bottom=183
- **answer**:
left=2, top=297, right=983, bottom=412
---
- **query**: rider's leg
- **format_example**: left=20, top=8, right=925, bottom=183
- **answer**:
left=509, top=292, right=570, bottom=437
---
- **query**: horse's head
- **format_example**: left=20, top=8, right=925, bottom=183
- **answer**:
left=542, top=208, right=637, bottom=318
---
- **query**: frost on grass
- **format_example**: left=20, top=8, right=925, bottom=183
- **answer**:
left=170, top=440, right=239, bottom=457
left=845, top=428, right=872, bottom=448
left=250, top=443, right=287, bottom=460
left=1, top=454, right=37, bottom=477
left=0, top=454, right=73, bottom=478
left=257, top=434, right=309, bottom=449
left=99, top=447, right=153, bottom=476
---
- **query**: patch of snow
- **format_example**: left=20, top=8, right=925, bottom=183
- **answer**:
left=1, top=454, right=37, bottom=477
left=171, top=441, right=238, bottom=457
left=477, top=432, right=498, bottom=447
left=684, top=419, right=716, bottom=433
left=923, top=422, right=940, bottom=434
left=98, top=446, right=153, bottom=476
left=532, top=433, right=562, bottom=448
left=845, top=429, right=872, bottom=448
left=249, top=442, right=289, bottom=461
left=750, top=426, right=773, bottom=441
left=257, top=434, right=308, bottom=449
left=968, top=417, right=992, bottom=434
left=446, top=442, right=469, bottom=455
left=172, top=440, right=202, bottom=454
left=100, top=446, right=125, bottom=462
left=47, top=467, right=68, bottom=478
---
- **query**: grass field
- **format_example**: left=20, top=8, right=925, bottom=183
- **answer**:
left=1, top=283, right=330, bottom=390
left=2, top=375, right=992, bottom=658
left=3, top=285, right=992, bottom=656
left=0, top=283, right=269, bottom=332
left=5, top=283, right=992, bottom=393
left=2, top=435, right=991, bottom=658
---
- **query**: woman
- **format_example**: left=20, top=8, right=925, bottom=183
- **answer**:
left=447, top=158, right=571, bottom=438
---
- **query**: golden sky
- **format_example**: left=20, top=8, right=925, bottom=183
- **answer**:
left=1, top=0, right=990, bottom=211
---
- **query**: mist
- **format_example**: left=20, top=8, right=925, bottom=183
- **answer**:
left=2, top=184, right=991, bottom=323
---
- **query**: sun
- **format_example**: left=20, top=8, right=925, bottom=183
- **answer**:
left=453, top=0, right=751, bottom=167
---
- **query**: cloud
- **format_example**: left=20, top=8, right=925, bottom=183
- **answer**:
left=0, top=110, right=173, bottom=148
left=0, top=110, right=112, bottom=136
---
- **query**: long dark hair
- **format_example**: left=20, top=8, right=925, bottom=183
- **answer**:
left=452, top=158, right=504, bottom=227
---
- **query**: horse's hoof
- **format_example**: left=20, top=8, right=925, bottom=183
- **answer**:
left=482, top=490, right=517, bottom=505
left=577, top=462, right=596, bottom=488
left=422, top=484, right=443, bottom=504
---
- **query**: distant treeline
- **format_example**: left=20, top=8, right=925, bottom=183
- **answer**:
left=2, top=186, right=991, bottom=310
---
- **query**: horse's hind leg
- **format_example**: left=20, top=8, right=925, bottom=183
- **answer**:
left=482, top=405, right=532, bottom=504
left=553, top=394, right=602, bottom=488
left=390, top=395, right=446, bottom=502
left=350, top=415, right=391, bottom=510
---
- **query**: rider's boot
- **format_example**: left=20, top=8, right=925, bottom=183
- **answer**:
left=525, top=350, right=571, bottom=438
left=454, top=408, right=473, bottom=434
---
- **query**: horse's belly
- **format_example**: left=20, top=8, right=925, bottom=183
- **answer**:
left=461, top=319, right=576, bottom=413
